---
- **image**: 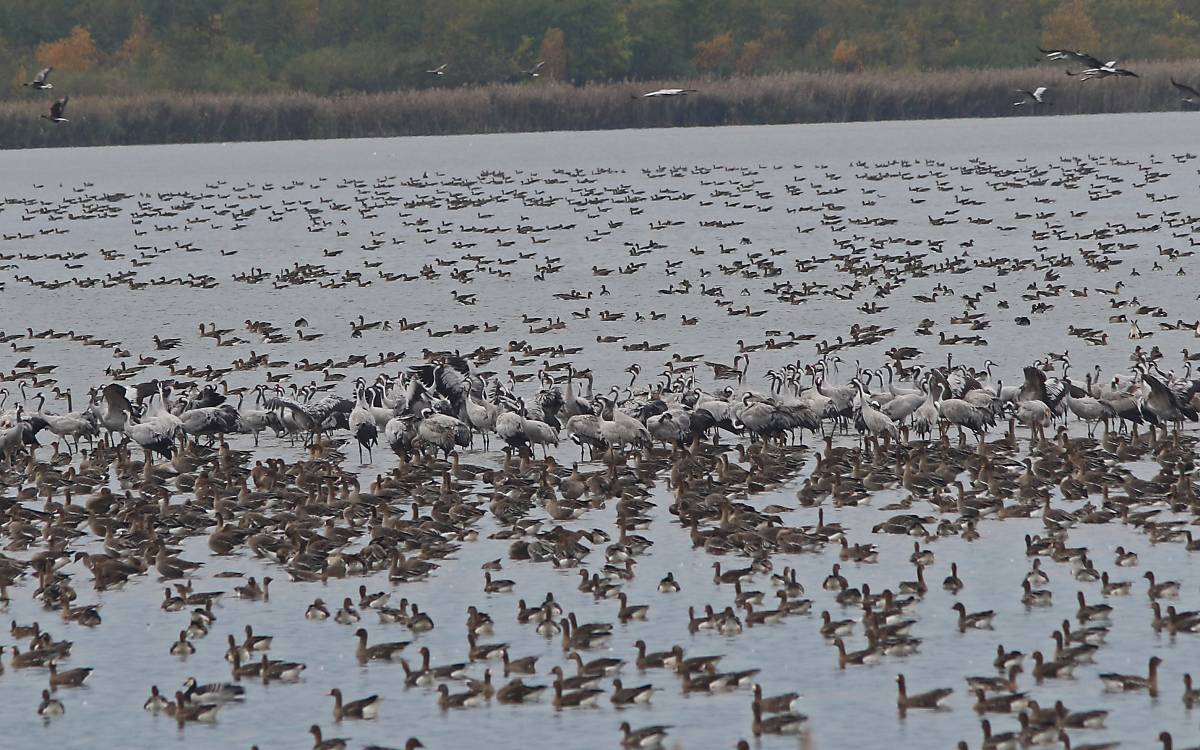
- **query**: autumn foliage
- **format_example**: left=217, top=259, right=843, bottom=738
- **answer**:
left=36, top=26, right=99, bottom=73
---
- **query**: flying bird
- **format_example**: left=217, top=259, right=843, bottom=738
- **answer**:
left=1170, top=78, right=1200, bottom=104
left=23, top=67, right=53, bottom=90
left=523, top=61, right=545, bottom=78
left=1013, top=87, right=1048, bottom=107
left=1079, top=63, right=1138, bottom=80
left=41, top=97, right=69, bottom=123
left=1038, top=47, right=1105, bottom=70
left=637, top=88, right=698, bottom=98
left=426, top=63, right=448, bottom=76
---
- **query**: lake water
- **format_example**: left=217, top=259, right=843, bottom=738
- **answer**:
left=2, top=113, right=1199, bottom=750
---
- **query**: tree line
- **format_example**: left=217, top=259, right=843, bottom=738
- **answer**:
left=2, top=0, right=1200, bottom=98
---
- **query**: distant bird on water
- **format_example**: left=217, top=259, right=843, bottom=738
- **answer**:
left=1170, top=78, right=1200, bottom=104
left=637, top=88, right=698, bottom=98
left=426, top=63, right=448, bottom=76
left=23, top=67, right=54, bottom=90
left=41, top=97, right=69, bottom=123
left=1013, top=87, right=1048, bottom=107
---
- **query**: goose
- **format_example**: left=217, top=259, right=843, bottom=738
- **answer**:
left=310, top=725, right=349, bottom=750
left=436, top=683, right=486, bottom=709
left=952, top=602, right=995, bottom=631
left=620, top=722, right=671, bottom=748
left=753, top=683, right=801, bottom=713
left=1013, top=87, right=1048, bottom=106
left=38, top=689, right=64, bottom=717
left=24, top=67, right=53, bottom=89
left=896, top=673, right=953, bottom=712
left=1099, top=656, right=1161, bottom=696
left=426, top=63, right=448, bottom=75
left=307, top=597, right=331, bottom=619
left=144, top=685, right=170, bottom=712
left=637, top=88, right=698, bottom=98
left=610, top=678, right=654, bottom=705
left=751, top=701, right=807, bottom=735
left=1171, top=78, right=1200, bottom=104
left=552, top=678, right=605, bottom=709
left=1145, top=571, right=1182, bottom=599
left=41, top=97, right=68, bottom=123
left=355, top=628, right=409, bottom=662
left=48, top=661, right=92, bottom=689
left=329, top=687, right=381, bottom=720
left=181, top=677, right=245, bottom=703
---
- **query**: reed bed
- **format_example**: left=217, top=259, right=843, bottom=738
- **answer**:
left=2, top=61, right=1198, bottom=149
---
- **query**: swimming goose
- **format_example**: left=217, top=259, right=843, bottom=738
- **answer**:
left=170, top=691, right=220, bottom=723
left=355, top=628, right=409, bottom=662
left=552, top=678, right=605, bottom=709
left=751, top=702, right=807, bottom=735
left=182, top=677, right=244, bottom=704
left=46, top=660, right=92, bottom=689
left=307, top=598, right=331, bottom=620
left=753, top=683, right=801, bottom=713
left=620, top=721, right=671, bottom=748
left=1099, top=656, right=1161, bottom=696
left=500, top=649, right=537, bottom=676
left=896, top=673, right=952, bottom=712
left=170, top=631, right=196, bottom=656
left=144, top=685, right=170, bottom=712
left=611, top=678, right=655, bottom=705
left=834, top=638, right=880, bottom=668
left=1076, top=592, right=1113, bottom=622
left=1144, top=571, right=1182, bottom=599
left=35, top=687, right=65, bottom=718
left=952, top=602, right=995, bottom=631
left=437, top=683, right=486, bottom=709
left=330, top=687, right=381, bottom=720
left=657, top=572, right=681, bottom=592
left=942, top=562, right=964, bottom=593
left=309, top=724, right=349, bottom=750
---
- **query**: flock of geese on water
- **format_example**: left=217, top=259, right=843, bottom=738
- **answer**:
left=4, top=109, right=1200, bottom=747
left=0, top=338, right=1199, bottom=748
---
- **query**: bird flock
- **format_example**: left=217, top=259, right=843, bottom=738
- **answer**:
left=3, top=76, right=1200, bottom=750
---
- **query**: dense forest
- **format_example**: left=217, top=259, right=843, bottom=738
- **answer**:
left=2, top=0, right=1200, bottom=97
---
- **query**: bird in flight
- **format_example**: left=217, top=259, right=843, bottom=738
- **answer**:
left=426, top=63, right=448, bottom=76
left=41, top=97, right=69, bottom=123
left=637, top=88, right=698, bottom=98
left=23, top=67, right=54, bottom=90
left=1012, top=87, right=1048, bottom=107
left=523, top=61, right=545, bottom=78
left=1170, top=78, right=1200, bottom=104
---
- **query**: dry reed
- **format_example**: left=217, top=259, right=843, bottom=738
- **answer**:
left=2, top=61, right=1198, bottom=150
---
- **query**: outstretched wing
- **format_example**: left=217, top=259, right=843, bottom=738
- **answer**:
left=35, top=67, right=52, bottom=84
left=1171, top=78, right=1200, bottom=98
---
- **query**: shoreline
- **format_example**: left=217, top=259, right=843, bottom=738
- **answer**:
left=2, top=60, right=1198, bottom=151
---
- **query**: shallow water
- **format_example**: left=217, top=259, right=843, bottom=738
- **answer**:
left=2, top=113, right=1200, bottom=750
